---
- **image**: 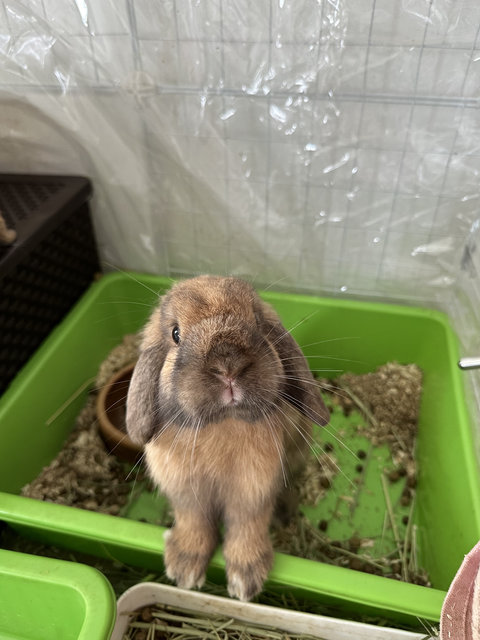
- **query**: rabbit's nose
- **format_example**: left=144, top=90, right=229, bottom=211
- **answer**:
left=210, top=363, right=246, bottom=384
left=215, top=372, right=235, bottom=393
left=218, top=372, right=235, bottom=385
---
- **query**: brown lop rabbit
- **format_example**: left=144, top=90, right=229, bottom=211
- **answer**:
left=126, top=275, right=329, bottom=601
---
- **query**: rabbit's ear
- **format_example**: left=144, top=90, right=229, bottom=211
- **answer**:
left=126, top=344, right=167, bottom=445
left=258, top=302, right=329, bottom=427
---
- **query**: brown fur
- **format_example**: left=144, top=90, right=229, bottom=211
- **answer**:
left=126, top=275, right=329, bottom=600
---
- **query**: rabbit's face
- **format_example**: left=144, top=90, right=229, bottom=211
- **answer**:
left=152, top=276, right=284, bottom=426
left=127, top=274, right=329, bottom=447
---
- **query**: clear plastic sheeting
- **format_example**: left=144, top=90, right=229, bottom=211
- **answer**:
left=1, top=2, right=480, bottom=342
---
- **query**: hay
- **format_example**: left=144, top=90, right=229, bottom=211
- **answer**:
left=21, top=334, right=144, bottom=514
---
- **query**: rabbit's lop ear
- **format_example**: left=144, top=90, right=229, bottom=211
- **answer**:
left=258, top=302, right=330, bottom=427
left=126, top=343, right=167, bottom=445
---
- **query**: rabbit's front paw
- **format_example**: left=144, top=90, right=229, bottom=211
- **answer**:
left=226, top=549, right=273, bottom=601
left=164, top=529, right=211, bottom=589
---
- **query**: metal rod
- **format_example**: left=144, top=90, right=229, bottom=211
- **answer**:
left=458, top=358, right=480, bottom=370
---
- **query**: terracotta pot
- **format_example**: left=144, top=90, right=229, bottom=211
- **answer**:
left=96, top=362, right=143, bottom=463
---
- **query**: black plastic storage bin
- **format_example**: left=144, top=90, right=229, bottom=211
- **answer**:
left=0, top=175, right=100, bottom=395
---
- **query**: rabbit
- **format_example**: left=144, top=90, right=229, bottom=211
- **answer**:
left=126, top=275, right=329, bottom=601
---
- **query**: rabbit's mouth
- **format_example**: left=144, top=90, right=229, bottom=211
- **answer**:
left=210, top=368, right=246, bottom=407
left=220, top=380, right=243, bottom=406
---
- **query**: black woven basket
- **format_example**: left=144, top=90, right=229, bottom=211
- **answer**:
left=0, top=175, right=100, bottom=395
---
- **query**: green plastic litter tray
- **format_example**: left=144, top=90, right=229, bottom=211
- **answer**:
left=0, top=548, right=115, bottom=640
left=0, top=271, right=479, bottom=628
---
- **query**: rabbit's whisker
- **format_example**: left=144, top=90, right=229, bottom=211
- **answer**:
left=93, top=378, right=136, bottom=393
left=124, top=410, right=182, bottom=480
left=188, top=417, right=215, bottom=525
left=166, top=417, right=191, bottom=464
left=101, top=261, right=165, bottom=299
left=279, top=354, right=361, bottom=365
left=270, top=373, right=352, bottom=402
left=321, top=425, right=358, bottom=459
left=98, top=300, right=154, bottom=308
left=149, top=408, right=184, bottom=444
left=260, top=276, right=290, bottom=291
left=126, top=453, right=148, bottom=498
left=273, top=373, right=336, bottom=388
left=256, top=403, right=288, bottom=488
left=246, top=389, right=328, bottom=469
left=298, top=336, right=360, bottom=349
left=188, top=417, right=201, bottom=485
left=125, top=452, right=147, bottom=481
left=270, top=401, right=336, bottom=468
left=103, top=392, right=131, bottom=414
left=273, top=401, right=355, bottom=488
left=267, top=310, right=320, bottom=350
left=279, top=389, right=358, bottom=461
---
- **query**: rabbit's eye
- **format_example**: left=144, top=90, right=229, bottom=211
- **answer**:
left=172, top=325, right=180, bottom=344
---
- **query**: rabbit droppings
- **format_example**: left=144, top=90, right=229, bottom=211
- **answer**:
left=126, top=275, right=329, bottom=601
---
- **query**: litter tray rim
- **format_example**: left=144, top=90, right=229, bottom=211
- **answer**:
left=0, top=493, right=446, bottom=622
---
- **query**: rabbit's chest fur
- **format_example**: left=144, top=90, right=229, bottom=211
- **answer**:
left=144, top=414, right=292, bottom=511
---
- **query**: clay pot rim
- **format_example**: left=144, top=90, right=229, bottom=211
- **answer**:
left=96, top=362, right=143, bottom=460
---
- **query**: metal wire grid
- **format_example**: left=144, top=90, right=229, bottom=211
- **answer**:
left=1, top=0, right=480, bottom=299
